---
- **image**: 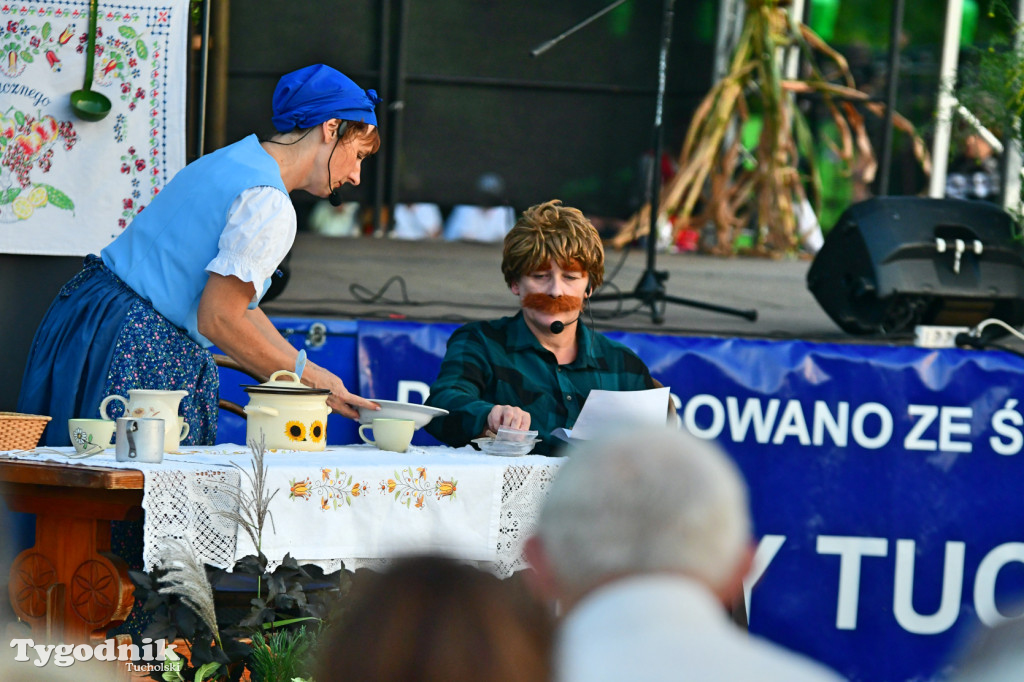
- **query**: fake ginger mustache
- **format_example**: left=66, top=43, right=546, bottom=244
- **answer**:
left=521, top=293, right=582, bottom=314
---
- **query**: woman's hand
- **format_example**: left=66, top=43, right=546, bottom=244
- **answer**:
left=485, top=405, right=531, bottom=435
left=198, top=274, right=380, bottom=420
left=305, top=363, right=379, bottom=420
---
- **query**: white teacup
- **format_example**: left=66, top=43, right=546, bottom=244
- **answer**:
left=68, top=418, right=117, bottom=454
left=358, top=418, right=415, bottom=453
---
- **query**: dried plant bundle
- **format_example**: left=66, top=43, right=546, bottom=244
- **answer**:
left=157, top=537, right=223, bottom=648
left=611, top=0, right=929, bottom=256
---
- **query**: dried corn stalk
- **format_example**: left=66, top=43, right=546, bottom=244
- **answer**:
left=611, top=0, right=929, bottom=256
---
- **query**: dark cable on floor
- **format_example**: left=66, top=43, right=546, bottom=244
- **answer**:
left=295, top=273, right=658, bottom=323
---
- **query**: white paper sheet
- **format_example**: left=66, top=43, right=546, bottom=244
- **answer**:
left=552, top=387, right=671, bottom=441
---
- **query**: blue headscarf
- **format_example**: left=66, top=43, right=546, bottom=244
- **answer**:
left=271, top=64, right=380, bottom=132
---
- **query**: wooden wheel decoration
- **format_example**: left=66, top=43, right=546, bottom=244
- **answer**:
left=70, top=559, right=118, bottom=625
left=9, top=552, right=57, bottom=620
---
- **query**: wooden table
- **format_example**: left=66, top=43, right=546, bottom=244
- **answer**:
left=1, top=459, right=142, bottom=642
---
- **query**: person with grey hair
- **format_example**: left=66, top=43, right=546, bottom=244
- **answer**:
left=525, top=427, right=844, bottom=682
left=948, top=612, right=1024, bottom=681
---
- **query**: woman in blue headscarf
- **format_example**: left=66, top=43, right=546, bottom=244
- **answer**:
left=18, top=64, right=381, bottom=445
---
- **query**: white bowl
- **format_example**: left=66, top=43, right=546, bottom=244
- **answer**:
left=472, top=437, right=539, bottom=457
left=358, top=400, right=448, bottom=430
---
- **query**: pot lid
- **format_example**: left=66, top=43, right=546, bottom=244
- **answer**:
left=242, top=385, right=331, bottom=396
left=242, top=369, right=331, bottom=396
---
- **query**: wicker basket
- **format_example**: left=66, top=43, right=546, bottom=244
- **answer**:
left=0, top=412, right=52, bottom=450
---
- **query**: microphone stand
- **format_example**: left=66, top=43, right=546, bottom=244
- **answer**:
left=533, top=0, right=757, bottom=325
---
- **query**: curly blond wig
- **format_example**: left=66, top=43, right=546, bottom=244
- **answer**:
left=501, top=200, right=604, bottom=289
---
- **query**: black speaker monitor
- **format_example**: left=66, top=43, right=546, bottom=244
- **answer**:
left=807, top=197, right=1024, bottom=335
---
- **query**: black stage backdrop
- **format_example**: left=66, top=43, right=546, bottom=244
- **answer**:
left=223, top=0, right=716, bottom=221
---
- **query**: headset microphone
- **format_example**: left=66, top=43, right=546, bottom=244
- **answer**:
left=549, top=314, right=582, bottom=335
left=550, top=286, right=591, bottom=334
left=326, top=121, right=349, bottom=207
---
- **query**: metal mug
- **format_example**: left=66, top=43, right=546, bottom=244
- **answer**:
left=115, top=418, right=165, bottom=463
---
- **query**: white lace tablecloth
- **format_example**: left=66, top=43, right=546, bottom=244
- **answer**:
left=0, top=445, right=563, bottom=578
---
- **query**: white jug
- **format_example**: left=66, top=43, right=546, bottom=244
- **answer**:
left=99, top=389, right=189, bottom=453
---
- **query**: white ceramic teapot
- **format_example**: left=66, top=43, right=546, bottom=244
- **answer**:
left=99, top=389, right=189, bottom=453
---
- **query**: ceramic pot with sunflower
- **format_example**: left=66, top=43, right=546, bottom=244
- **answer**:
left=242, top=370, right=330, bottom=451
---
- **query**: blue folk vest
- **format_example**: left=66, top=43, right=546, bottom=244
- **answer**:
left=102, top=135, right=288, bottom=347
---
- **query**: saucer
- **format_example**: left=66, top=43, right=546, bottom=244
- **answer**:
left=357, top=400, right=449, bottom=430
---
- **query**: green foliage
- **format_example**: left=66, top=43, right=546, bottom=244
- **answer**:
left=129, top=552, right=347, bottom=681
left=248, top=626, right=320, bottom=682
left=956, top=21, right=1024, bottom=146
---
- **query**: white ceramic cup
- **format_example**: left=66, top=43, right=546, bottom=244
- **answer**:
left=68, top=418, right=116, bottom=454
left=358, top=418, right=415, bottom=453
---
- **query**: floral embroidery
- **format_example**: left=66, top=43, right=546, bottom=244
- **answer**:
left=289, top=478, right=311, bottom=500
left=381, top=467, right=458, bottom=509
left=289, top=470, right=367, bottom=511
left=0, top=107, right=78, bottom=219
left=0, top=6, right=176, bottom=229
left=437, top=479, right=457, bottom=498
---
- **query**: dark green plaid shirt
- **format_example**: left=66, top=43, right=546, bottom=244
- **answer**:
left=425, top=312, right=655, bottom=455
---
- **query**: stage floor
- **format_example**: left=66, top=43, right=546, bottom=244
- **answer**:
left=263, top=233, right=854, bottom=343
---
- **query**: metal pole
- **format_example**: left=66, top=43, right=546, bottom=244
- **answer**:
left=876, top=0, right=905, bottom=196
left=208, top=0, right=230, bottom=152
left=1001, top=0, right=1024, bottom=214
left=195, top=0, right=210, bottom=159
left=373, top=0, right=392, bottom=236
left=383, top=0, right=410, bottom=237
left=713, top=0, right=744, bottom=82
left=645, top=0, right=675, bottom=267
left=530, top=0, right=629, bottom=57
left=928, top=0, right=964, bottom=198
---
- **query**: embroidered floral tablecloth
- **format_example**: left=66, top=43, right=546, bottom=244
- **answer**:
left=1, top=444, right=564, bottom=578
left=0, top=0, right=188, bottom=255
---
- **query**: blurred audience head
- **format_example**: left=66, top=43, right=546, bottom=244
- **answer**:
left=315, top=555, right=552, bottom=682
left=526, top=426, right=752, bottom=607
left=950, top=610, right=1024, bottom=681
left=475, top=172, right=507, bottom=207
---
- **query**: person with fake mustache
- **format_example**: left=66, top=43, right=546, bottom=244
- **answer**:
left=425, top=200, right=657, bottom=455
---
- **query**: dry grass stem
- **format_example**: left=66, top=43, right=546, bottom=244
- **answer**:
left=215, top=431, right=279, bottom=553
left=157, top=537, right=223, bottom=649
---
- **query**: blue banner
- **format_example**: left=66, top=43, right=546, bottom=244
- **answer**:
left=660, top=338, right=1024, bottom=681
left=218, top=318, right=1024, bottom=681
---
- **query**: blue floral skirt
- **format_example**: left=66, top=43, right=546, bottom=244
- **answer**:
left=17, top=255, right=219, bottom=446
